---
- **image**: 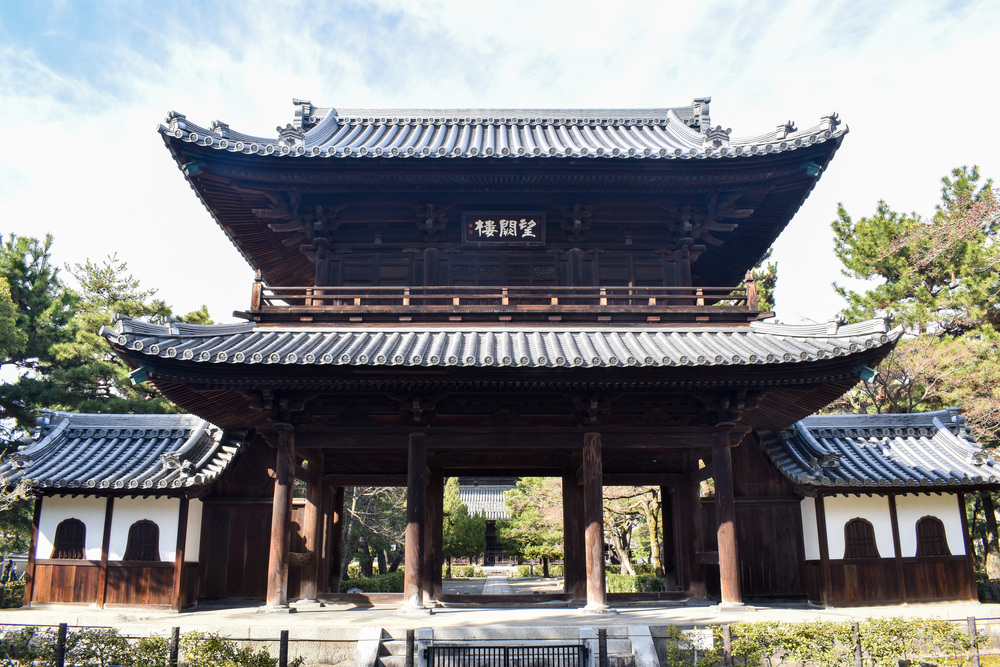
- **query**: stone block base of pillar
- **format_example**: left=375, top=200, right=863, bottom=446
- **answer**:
left=257, top=605, right=297, bottom=614
left=580, top=603, right=616, bottom=614
left=393, top=604, right=433, bottom=617
left=713, top=602, right=756, bottom=613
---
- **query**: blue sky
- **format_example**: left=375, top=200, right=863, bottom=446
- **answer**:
left=2, top=0, right=999, bottom=323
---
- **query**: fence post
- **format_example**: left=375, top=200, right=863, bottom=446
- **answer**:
left=598, top=628, right=608, bottom=667
left=55, top=623, right=67, bottom=667
left=722, top=625, right=732, bottom=667
left=169, top=627, right=180, bottom=667
left=968, top=617, right=981, bottom=667
left=406, top=629, right=414, bottom=667
left=853, top=621, right=863, bottom=667
left=279, top=629, right=289, bottom=667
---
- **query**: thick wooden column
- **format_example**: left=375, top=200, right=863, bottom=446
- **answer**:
left=582, top=432, right=608, bottom=611
left=265, top=422, right=295, bottom=609
left=325, top=486, right=345, bottom=593
left=172, top=497, right=190, bottom=611
left=425, top=469, right=444, bottom=603
left=300, top=452, right=325, bottom=601
left=713, top=425, right=742, bottom=606
left=96, top=496, right=114, bottom=609
left=562, top=460, right=586, bottom=600
left=402, top=432, right=427, bottom=610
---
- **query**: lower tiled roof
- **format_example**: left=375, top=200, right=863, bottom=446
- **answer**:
left=101, top=316, right=899, bottom=370
left=0, top=412, right=243, bottom=493
left=762, top=408, right=1000, bottom=489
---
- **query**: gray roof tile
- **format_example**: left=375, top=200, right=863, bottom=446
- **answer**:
left=160, top=100, right=845, bottom=162
left=0, top=412, right=243, bottom=493
left=459, top=484, right=514, bottom=520
left=762, top=408, right=1000, bottom=489
left=101, top=317, right=899, bottom=370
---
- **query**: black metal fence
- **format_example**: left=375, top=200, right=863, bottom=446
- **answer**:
left=424, top=644, right=588, bottom=667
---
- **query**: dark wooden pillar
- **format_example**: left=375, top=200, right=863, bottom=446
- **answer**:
left=300, top=452, right=325, bottom=601
left=96, top=496, right=114, bottom=609
left=402, top=432, right=427, bottom=609
left=660, top=485, right=676, bottom=588
left=425, top=469, right=444, bottom=603
left=888, top=494, right=907, bottom=604
left=23, top=497, right=42, bottom=607
left=713, top=426, right=742, bottom=606
left=172, top=497, right=190, bottom=611
left=562, top=459, right=586, bottom=600
left=325, top=486, right=345, bottom=593
left=583, top=432, right=607, bottom=610
left=265, top=422, right=295, bottom=609
left=815, top=494, right=832, bottom=606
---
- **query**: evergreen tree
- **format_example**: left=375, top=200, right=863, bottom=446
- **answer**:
left=497, top=477, right=563, bottom=576
left=441, top=478, right=486, bottom=576
left=830, top=166, right=1000, bottom=585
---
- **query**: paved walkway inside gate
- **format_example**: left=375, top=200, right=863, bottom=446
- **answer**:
left=479, top=575, right=513, bottom=595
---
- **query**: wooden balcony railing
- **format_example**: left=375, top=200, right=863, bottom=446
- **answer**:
left=245, top=283, right=762, bottom=325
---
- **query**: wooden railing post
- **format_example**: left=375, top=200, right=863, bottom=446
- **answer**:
left=251, top=270, right=263, bottom=310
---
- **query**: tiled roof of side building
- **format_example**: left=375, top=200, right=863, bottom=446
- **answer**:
left=159, top=97, right=845, bottom=161
left=0, top=411, right=243, bottom=493
left=760, top=408, right=1000, bottom=490
left=101, top=316, right=900, bottom=370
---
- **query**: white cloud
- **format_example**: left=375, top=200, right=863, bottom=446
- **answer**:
left=1, top=0, right=998, bottom=324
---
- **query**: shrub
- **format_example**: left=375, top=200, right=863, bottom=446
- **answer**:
left=449, top=565, right=485, bottom=578
left=0, top=582, right=23, bottom=608
left=341, top=570, right=405, bottom=592
left=606, top=573, right=664, bottom=593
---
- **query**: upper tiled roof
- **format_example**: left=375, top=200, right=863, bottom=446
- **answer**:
left=762, top=408, right=1000, bottom=489
left=459, top=483, right=514, bottom=520
left=0, top=412, right=243, bottom=493
left=159, top=98, right=844, bottom=162
left=101, top=316, right=899, bottom=370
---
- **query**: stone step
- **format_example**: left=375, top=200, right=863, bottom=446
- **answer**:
left=379, top=640, right=408, bottom=655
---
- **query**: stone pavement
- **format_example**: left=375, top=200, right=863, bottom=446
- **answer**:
left=1, top=584, right=998, bottom=638
left=480, top=575, right=513, bottom=595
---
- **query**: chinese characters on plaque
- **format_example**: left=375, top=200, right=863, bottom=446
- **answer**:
left=462, top=212, right=546, bottom=246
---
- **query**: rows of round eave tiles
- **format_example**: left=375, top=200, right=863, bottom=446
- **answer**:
left=114, top=329, right=888, bottom=368
left=166, top=123, right=834, bottom=159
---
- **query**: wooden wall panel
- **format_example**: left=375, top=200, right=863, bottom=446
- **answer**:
left=903, top=557, right=976, bottom=602
left=31, top=561, right=99, bottom=604
left=735, top=501, right=805, bottom=598
left=105, top=563, right=174, bottom=606
left=197, top=502, right=272, bottom=600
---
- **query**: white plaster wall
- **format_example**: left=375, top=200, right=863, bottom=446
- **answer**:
left=824, top=495, right=894, bottom=560
left=36, top=495, right=107, bottom=560
left=800, top=497, right=821, bottom=560
left=184, top=500, right=203, bottom=563
left=895, top=493, right=966, bottom=557
left=107, top=497, right=179, bottom=562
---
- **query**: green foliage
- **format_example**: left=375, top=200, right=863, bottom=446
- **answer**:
left=446, top=564, right=485, bottom=578
left=512, top=564, right=563, bottom=577
left=833, top=166, right=999, bottom=335
left=748, top=248, right=778, bottom=312
left=654, top=625, right=723, bottom=667
left=182, top=631, right=299, bottom=667
left=497, top=477, right=563, bottom=563
left=0, top=277, right=26, bottom=366
left=0, top=580, right=24, bottom=608
left=442, top=477, right=486, bottom=565
left=341, top=570, right=405, bottom=592
left=605, top=573, right=664, bottom=593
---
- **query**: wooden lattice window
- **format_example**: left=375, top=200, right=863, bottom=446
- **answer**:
left=915, top=516, right=951, bottom=557
left=843, top=518, right=880, bottom=559
left=51, top=518, right=86, bottom=559
left=123, top=520, right=161, bottom=561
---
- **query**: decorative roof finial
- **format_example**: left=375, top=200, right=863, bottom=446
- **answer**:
left=293, top=99, right=317, bottom=131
